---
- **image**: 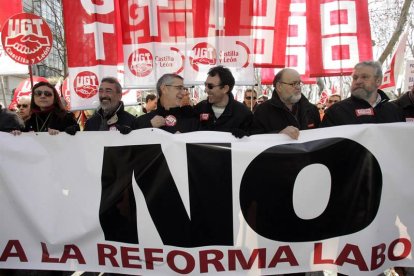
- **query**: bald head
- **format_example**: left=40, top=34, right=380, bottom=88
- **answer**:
left=273, top=68, right=303, bottom=109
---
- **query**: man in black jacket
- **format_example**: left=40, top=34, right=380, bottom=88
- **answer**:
left=393, top=85, right=414, bottom=122
left=321, top=61, right=404, bottom=127
left=0, top=104, right=24, bottom=133
left=84, top=77, right=136, bottom=133
left=135, top=73, right=198, bottom=133
left=252, top=68, right=320, bottom=139
left=193, top=65, right=252, bottom=135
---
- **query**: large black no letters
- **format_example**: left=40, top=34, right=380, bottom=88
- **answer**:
left=240, top=138, right=382, bottom=242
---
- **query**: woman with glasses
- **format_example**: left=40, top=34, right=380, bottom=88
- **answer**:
left=24, top=81, right=79, bottom=135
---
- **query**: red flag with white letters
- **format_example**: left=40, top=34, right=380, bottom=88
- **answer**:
left=306, top=0, right=373, bottom=77
left=380, top=32, right=408, bottom=92
left=62, top=0, right=124, bottom=110
left=62, top=0, right=373, bottom=110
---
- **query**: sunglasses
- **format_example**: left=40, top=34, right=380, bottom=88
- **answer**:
left=328, top=100, right=339, bottom=104
left=245, top=96, right=257, bottom=100
left=33, top=90, right=53, bottom=97
left=204, top=83, right=222, bottom=90
left=17, top=104, right=29, bottom=108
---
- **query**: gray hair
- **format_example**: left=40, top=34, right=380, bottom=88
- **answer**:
left=354, top=61, right=383, bottom=80
left=156, top=73, right=183, bottom=98
left=17, top=96, right=31, bottom=103
left=100, top=77, right=122, bottom=94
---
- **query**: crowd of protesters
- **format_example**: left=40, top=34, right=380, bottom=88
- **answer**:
left=0, top=61, right=413, bottom=276
left=2, top=61, right=411, bottom=139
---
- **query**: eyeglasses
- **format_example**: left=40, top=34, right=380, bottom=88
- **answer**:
left=245, top=96, right=257, bottom=100
left=165, top=85, right=186, bottom=91
left=204, top=83, right=222, bottom=90
left=17, top=104, right=29, bottom=108
left=33, top=90, right=53, bottom=97
left=279, top=81, right=303, bottom=87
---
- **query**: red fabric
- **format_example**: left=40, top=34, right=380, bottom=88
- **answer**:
left=0, top=0, right=21, bottom=28
left=380, top=32, right=408, bottom=90
left=306, top=0, right=373, bottom=77
left=62, top=0, right=122, bottom=66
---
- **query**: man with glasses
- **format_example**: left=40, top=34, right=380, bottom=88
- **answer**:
left=16, top=96, right=31, bottom=122
left=193, top=65, right=252, bottom=136
left=321, top=61, right=404, bottom=127
left=243, top=89, right=258, bottom=111
left=85, top=77, right=136, bottom=133
left=252, top=68, right=320, bottom=139
left=135, top=73, right=198, bottom=133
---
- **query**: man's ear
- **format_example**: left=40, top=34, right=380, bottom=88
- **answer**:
left=274, top=82, right=281, bottom=93
left=223, top=84, right=230, bottom=93
left=376, top=77, right=382, bottom=87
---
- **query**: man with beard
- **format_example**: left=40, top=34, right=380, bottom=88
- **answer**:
left=252, top=68, right=320, bottom=139
left=193, top=65, right=253, bottom=136
left=321, top=61, right=404, bottom=127
left=84, top=77, right=136, bottom=133
left=135, top=73, right=198, bottom=133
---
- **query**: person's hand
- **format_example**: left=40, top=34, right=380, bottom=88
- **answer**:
left=279, top=126, right=300, bottom=140
left=116, top=124, right=132, bottom=135
left=10, top=130, right=22, bottom=136
left=231, top=128, right=248, bottom=139
left=65, top=125, right=80, bottom=135
left=48, top=128, right=60, bottom=135
left=150, top=115, right=166, bottom=128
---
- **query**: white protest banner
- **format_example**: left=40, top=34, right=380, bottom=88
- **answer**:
left=0, top=124, right=413, bottom=275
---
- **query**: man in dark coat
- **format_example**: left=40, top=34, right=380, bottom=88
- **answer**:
left=252, top=68, right=320, bottom=139
left=84, top=77, right=136, bottom=133
left=393, top=85, right=414, bottom=122
left=135, top=73, right=198, bottom=133
left=193, top=65, right=253, bottom=135
left=321, top=61, right=404, bottom=127
left=0, top=104, right=24, bottom=132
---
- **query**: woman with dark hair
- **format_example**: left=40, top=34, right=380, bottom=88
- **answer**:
left=24, top=81, right=79, bottom=135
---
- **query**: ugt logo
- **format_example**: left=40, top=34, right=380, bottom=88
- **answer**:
left=99, top=138, right=382, bottom=247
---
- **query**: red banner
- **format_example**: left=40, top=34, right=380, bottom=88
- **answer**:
left=0, top=0, right=27, bottom=75
left=62, top=0, right=372, bottom=110
left=306, top=0, right=373, bottom=77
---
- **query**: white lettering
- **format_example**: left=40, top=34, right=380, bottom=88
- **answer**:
left=31, top=19, right=44, bottom=36
left=80, top=0, right=114, bottom=15
left=83, top=22, right=114, bottom=60
left=137, top=0, right=168, bottom=37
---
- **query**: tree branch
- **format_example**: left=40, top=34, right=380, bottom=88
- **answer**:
left=378, top=0, right=413, bottom=64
